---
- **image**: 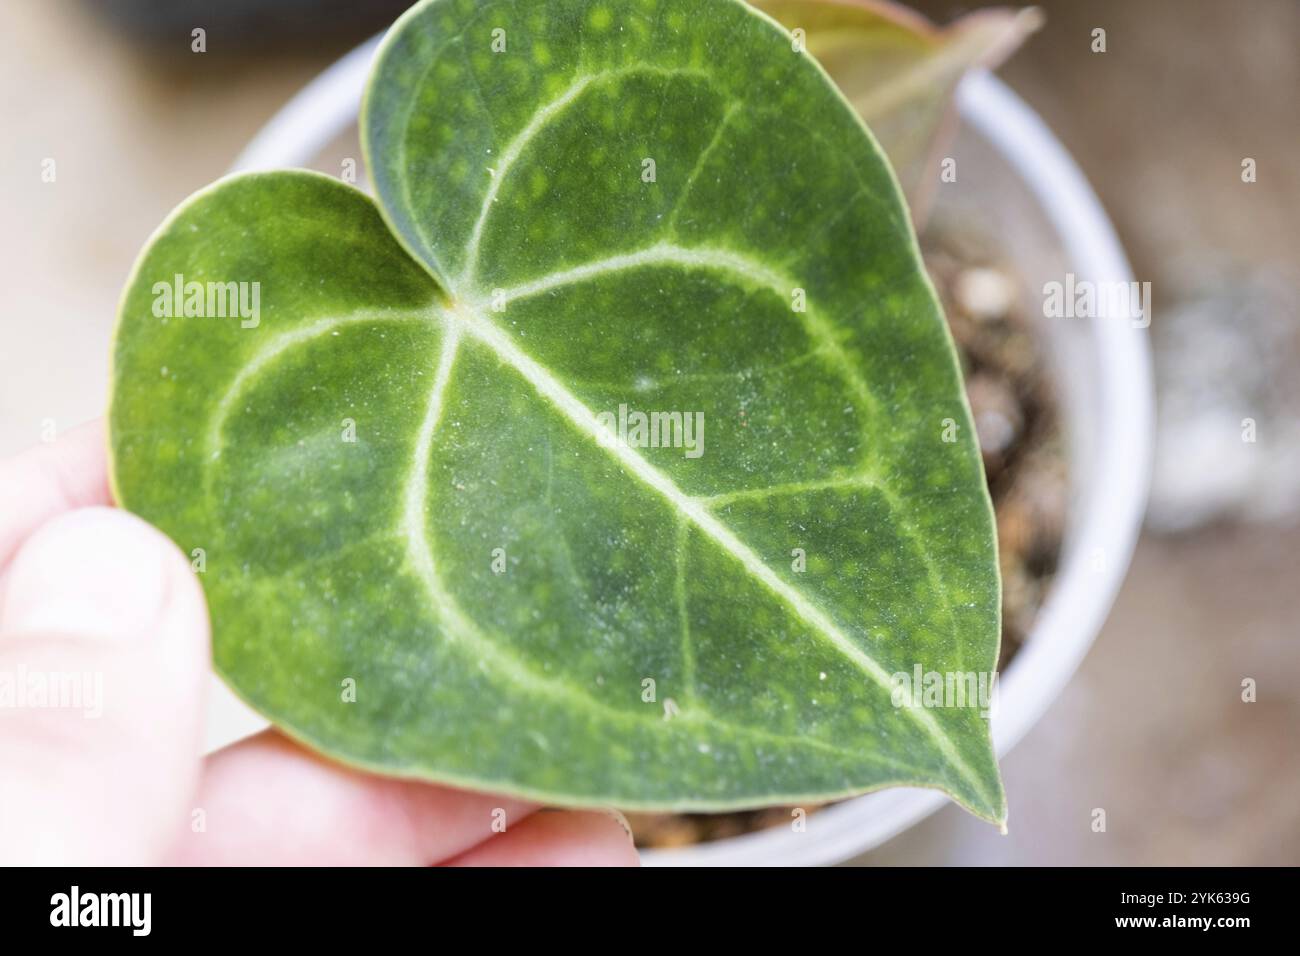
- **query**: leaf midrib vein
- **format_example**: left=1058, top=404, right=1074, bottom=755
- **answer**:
left=484, top=241, right=963, bottom=675
left=440, top=40, right=972, bottom=699
left=196, top=264, right=977, bottom=798
left=198, top=270, right=982, bottom=799
left=442, top=298, right=993, bottom=807
left=392, top=314, right=916, bottom=773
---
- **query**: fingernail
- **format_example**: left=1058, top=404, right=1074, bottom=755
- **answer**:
left=1, top=507, right=173, bottom=643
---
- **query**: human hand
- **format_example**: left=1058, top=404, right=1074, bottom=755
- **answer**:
left=0, top=421, right=638, bottom=866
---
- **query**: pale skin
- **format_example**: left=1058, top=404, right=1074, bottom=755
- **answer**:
left=0, top=420, right=639, bottom=866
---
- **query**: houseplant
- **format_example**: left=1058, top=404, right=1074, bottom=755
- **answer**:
left=111, top=0, right=1154, bottom=868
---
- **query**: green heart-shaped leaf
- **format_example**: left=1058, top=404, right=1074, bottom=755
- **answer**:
left=109, top=0, right=1003, bottom=821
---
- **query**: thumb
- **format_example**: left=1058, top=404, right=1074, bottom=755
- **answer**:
left=0, top=506, right=210, bottom=864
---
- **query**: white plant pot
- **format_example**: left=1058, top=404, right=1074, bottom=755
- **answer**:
left=227, top=39, right=1153, bottom=866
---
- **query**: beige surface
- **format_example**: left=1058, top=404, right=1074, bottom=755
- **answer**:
left=1, top=1, right=1296, bottom=865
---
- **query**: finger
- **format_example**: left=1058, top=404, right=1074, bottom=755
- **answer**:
left=445, top=809, right=639, bottom=867
left=0, top=419, right=111, bottom=575
left=0, top=507, right=210, bottom=865
left=170, top=730, right=538, bottom=866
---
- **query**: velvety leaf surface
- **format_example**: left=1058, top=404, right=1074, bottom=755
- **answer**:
left=110, top=0, right=1004, bottom=820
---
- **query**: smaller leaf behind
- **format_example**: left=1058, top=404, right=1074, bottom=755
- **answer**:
left=752, top=0, right=1042, bottom=223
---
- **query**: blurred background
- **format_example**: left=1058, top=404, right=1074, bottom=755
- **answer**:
left=1, top=0, right=1296, bottom=864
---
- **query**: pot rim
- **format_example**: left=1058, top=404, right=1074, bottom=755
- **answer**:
left=232, top=44, right=1153, bottom=867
